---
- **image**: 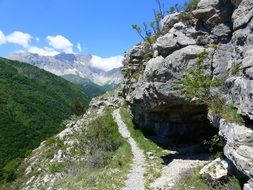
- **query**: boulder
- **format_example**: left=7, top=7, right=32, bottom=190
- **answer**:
left=218, top=119, right=253, bottom=179
left=244, top=179, right=253, bottom=190
left=128, top=43, right=146, bottom=59
left=197, top=0, right=220, bottom=9
left=193, top=0, right=233, bottom=32
left=161, top=13, right=180, bottom=32
left=211, top=23, right=232, bottom=38
left=232, top=0, right=253, bottom=30
left=200, top=158, right=234, bottom=182
left=227, top=77, right=253, bottom=119
left=155, top=33, right=180, bottom=57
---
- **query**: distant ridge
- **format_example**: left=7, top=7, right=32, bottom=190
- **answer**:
left=9, top=52, right=122, bottom=86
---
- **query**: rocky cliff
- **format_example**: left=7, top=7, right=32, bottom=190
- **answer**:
left=122, top=0, right=253, bottom=189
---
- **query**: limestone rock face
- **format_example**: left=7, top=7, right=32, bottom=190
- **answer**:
left=218, top=119, right=253, bottom=178
left=122, top=0, right=253, bottom=187
left=232, top=0, right=253, bottom=30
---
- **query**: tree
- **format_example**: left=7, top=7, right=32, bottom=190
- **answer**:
left=131, top=0, right=165, bottom=46
left=71, top=98, right=84, bottom=116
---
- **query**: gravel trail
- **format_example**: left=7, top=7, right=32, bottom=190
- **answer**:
left=151, top=158, right=208, bottom=190
left=113, top=109, right=146, bottom=190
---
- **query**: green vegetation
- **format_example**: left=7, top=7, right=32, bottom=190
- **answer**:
left=62, top=74, right=117, bottom=99
left=203, top=134, right=223, bottom=154
left=0, top=57, right=88, bottom=182
left=175, top=51, right=244, bottom=125
left=2, top=158, right=22, bottom=183
left=230, top=65, right=241, bottom=75
left=120, top=106, right=169, bottom=189
left=175, top=167, right=241, bottom=190
left=132, top=0, right=165, bottom=46
left=71, top=97, right=85, bottom=116
left=176, top=51, right=223, bottom=103
left=209, top=101, right=244, bottom=125
left=184, top=0, right=200, bottom=12
left=53, top=109, right=133, bottom=190
left=0, top=109, right=132, bottom=190
left=132, top=0, right=201, bottom=45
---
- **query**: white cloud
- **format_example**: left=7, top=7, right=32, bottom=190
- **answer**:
left=35, top=37, right=40, bottom=42
left=46, top=35, right=73, bottom=53
left=77, top=43, right=82, bottom=52
left=0, top=30, right=6, bottom=45
left=90, top=55, right=123, bottom=71
left=6, top=31, right=32, bottom=48
left=28, top=46, right=59, bottom=56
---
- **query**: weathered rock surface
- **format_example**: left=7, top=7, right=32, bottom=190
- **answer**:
left=218, top=119, right=253, bottom=179
left=200, top=158, right=234, bottom=182
left=122, top=0, right=253, bottom=187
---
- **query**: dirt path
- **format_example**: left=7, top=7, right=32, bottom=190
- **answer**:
left=151, top=157, right=208, bottom=190
left=113, top=109, right=146, bottom=190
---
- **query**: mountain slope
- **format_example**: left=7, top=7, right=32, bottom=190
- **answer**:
left=9, top=53, right=122, bottom=86
left=62, top=74, right=120, bottom=99
left=0, top=57, right=88, bottom=181
left=62, top=74, right=107, bottom=98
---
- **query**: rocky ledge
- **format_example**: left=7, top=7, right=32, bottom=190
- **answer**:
left=122, top=0, right=253, bottom=188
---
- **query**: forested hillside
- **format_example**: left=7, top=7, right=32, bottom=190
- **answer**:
left=62, top=74, right=109, bottom=98
left=0, top=58, right=88, bottom=182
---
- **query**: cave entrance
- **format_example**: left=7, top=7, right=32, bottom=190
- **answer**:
left=133, top=103, right=221, bottom=156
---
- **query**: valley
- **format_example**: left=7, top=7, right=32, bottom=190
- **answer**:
left=0, top=58, right=89, bottom=182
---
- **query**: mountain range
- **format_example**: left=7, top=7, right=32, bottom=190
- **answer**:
left=9, top=52, right=122, bottom=86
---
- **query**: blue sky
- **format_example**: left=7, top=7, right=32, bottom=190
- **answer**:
left=0, top=0, right=186, bottom=69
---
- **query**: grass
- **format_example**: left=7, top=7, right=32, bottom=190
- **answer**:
left=120, top=106, right=170, bottom=189
left=209, top=100, right=244, bottom=125
left=174, top=167, right=241, bottom=190
left=51, top=109, right=133, bottom=190
left=55, top=143, right=132, bottom=190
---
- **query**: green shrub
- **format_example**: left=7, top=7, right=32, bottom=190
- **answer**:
left=74, top=109, right=125, bottom=170
left=51, top=109, right=133, bottom=190
left=43, top=137, right=66, bottom=159
left=48, top=161, right=67, bottom=174
left=2, top=158, right=22, bottom=182
left=209, top=100, right=244, bottom=125
left=184, top=0, right=200, bottom=12
left=175, top=51, right=244, bottom=125
left=203, top=134, right=223, bottom=153
left=71, top=97, right=85, bottom=116
left=230, top=65, right=241, bottom=75
left=132, top=0, right=165, bottom=46
left=175, top=51, right=223, bottom=103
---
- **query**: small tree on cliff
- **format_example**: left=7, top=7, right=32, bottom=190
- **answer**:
left=175, top=50, right=244, bottom=124
left=71, top=97, right=84, bottom=116
left=131, top=0, right=165, bottom=46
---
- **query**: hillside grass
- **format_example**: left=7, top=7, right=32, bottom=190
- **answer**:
left=120, top=106, right=169, bottom=189
left=52, top=109, right=133, bottom=190
left=0, top=57, right=89, bottom=182
left=174, top=167, right=241, bottom=190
